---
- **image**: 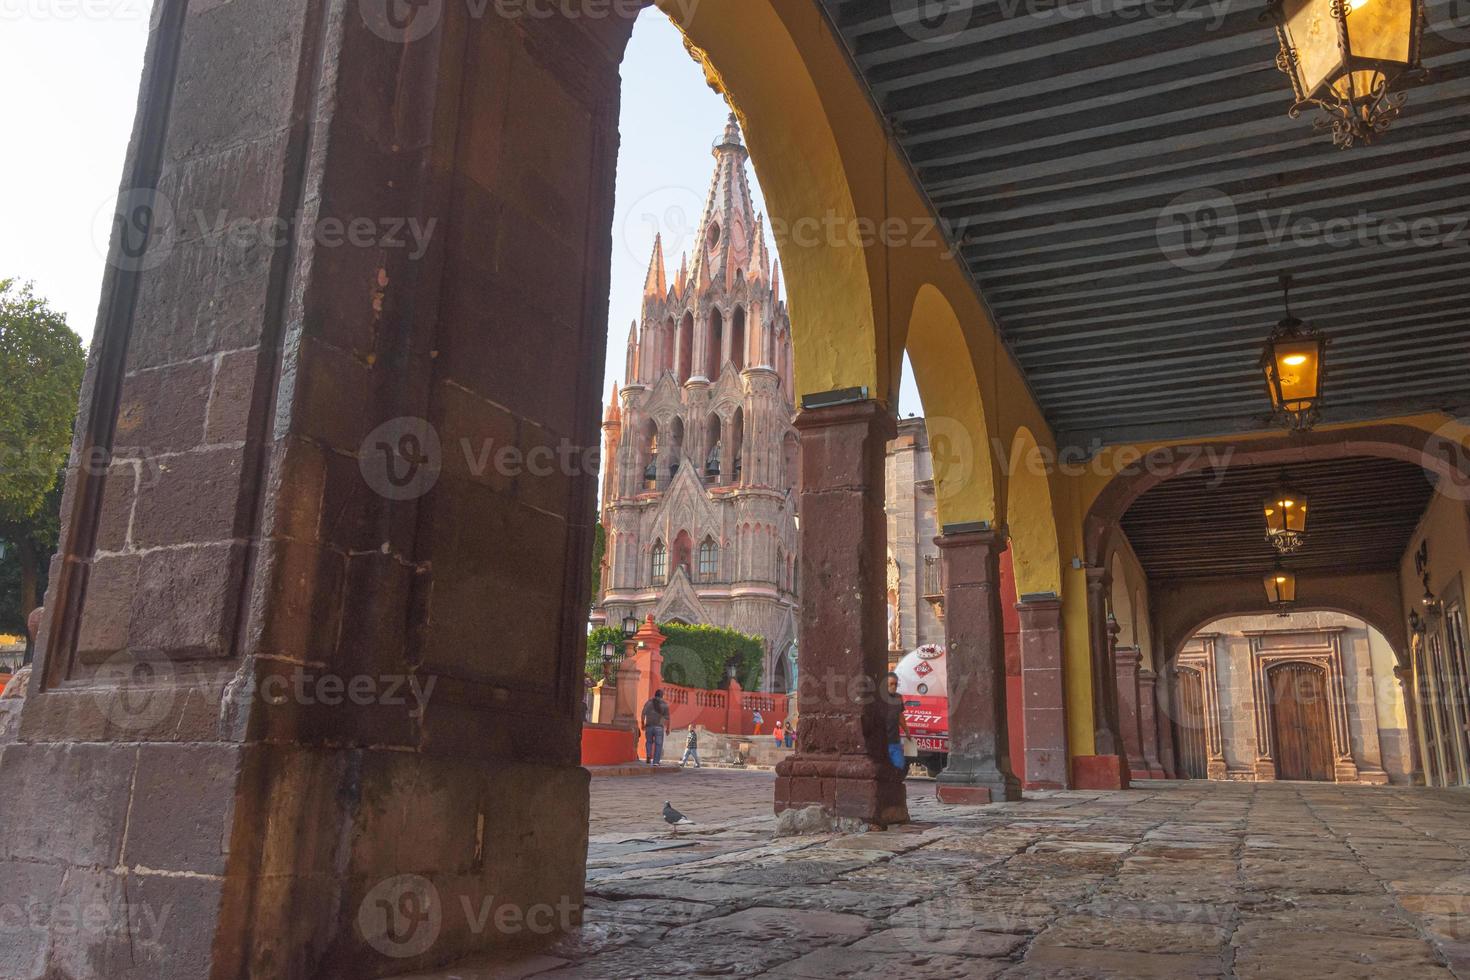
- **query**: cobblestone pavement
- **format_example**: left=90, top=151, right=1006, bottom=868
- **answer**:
left=420, top=775, right=1470, bottom=979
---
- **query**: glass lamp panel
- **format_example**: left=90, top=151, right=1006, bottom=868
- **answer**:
left=1272, top=338, right=1323, bottom=409
left=1291, top=498, right=1308, bottom=533
left=1331, top=68, right=1387, bottom=101
left=1265, top=571, right=1283, bottom=604
left=1279, top=572, right=1298, bottom=603
left=1264, top=501, right=1283, bottom=535
left=1284, top=0, right=1345, bottom=98
left=1344, top=0, right=1413, bottom=64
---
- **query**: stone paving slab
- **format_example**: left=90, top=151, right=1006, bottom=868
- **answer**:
left=404, top=773, right=1470, bottom=980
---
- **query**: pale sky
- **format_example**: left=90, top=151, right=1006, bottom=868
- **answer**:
left=0, top=4, right=920, bottom=415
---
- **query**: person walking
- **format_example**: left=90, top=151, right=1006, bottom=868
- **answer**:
left=882, top=672, right=910, bottom=777
left=679, top=725, right=703, bottom=768
left=784, top=721, right=795, bottom=749
left=752, top=709, right=764, bottom=735
left=641, top=689, right=671, bottom=766
left=772, top=719, right=784, bottom=747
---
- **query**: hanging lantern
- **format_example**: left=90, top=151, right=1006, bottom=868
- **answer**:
left=1263, top=472, right=1310, bottom=554
left=1261, top=274, right=1327, bottom=432
left=1264, top=0, right=1429, bottom=148
left=1264, top=562, right=1299, bottom=613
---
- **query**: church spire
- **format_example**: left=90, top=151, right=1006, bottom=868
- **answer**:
left=643, top=233, right=667, bottom=300
left=689, top=113, right=758, bottom=290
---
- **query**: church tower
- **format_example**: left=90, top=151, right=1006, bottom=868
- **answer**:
left=594, top=115, right=799, bottom=693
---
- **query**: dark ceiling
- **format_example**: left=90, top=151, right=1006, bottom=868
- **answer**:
left=819, top=0, right=1470, bottom=448
left=1119, top=455, right=1435, bottom=579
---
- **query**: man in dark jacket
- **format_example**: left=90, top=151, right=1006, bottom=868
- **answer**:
left=641, top=689, right=671, bottom=766
left=882, top=672, right=910, bottom=776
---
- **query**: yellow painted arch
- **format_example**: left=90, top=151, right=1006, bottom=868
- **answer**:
left=1002, top=425, right=1063, bottom=597
left=659, top=0, right=881, bottom=400
left=904, top=284, right=997, bottom=527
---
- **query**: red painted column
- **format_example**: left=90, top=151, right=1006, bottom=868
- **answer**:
left=773, top=397, right=908, bottom=827
left=935, top=527, right=1022, bottom=804
left=1017, top=595, right=1069, bottom=789
left=1137, top=668, right=1167, bottom=778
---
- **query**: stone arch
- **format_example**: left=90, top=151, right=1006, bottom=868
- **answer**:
left=1082, top=422, right=1470, bottom=569
left=902, top=283, right=997, bottom=527
left=656, top=0, right=886, bottom=400
left=1003, top=425, right=1063, bottom=597
left=1154, top=572, right=1410, bottom=673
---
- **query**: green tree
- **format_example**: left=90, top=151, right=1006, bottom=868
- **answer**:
left=0, top=281, right=86, bottom=627
left=585, top=621, right=765, bottom=691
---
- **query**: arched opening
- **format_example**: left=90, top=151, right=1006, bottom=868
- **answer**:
left=728, top=407, right=744, bottom=484
left=1166, top=609, right=1414, bottom=785
left=639, top=418, right=659, bottom=492
left=652, top=540, right=668, bottom=585
left=661, top=316, right=676, bottom=378
left=731, top=305, right=746, bottom=372
left=668, top=416, right=685, bottom=483
left=703, top=412, right=723, bottom=484
left=706, top=307, right=724, bottom=381
left=672, top=530, right=693, bottom=579
left=698, top=536, right=718, bottom=582
left=677, top=311, right=694, bottom=384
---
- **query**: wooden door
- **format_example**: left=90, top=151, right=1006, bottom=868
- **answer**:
left=1269, top=663, right=1334, bottom=781
left=1175, top=669, right=1208, bottom=779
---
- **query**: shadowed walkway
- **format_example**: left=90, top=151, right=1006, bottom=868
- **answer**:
left=408, top=774, right=1470, bottom=979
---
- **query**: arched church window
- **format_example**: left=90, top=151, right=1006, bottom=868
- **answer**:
left=707, top=308, right=724, bottom=381
left=673, top=530, right=693, bottom=576
left=699, top=538, right=718, bottom=581
left=652, top=541, right=667, bottom=584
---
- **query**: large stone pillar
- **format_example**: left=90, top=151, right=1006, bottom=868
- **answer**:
left=774, top=395, right=908, bottom=828
left=934, top=527, right=1022, bottom=804
left=1137, top=668, right=1166, bottom=778
left=1114, top=644, right=1149, bottom=780
left=0, top=5, right=629, bottom=975
left=1017, top=595, right=1069, bottom=790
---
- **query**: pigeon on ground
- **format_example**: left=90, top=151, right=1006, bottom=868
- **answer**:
left=663, top=801, right=693, bottom=826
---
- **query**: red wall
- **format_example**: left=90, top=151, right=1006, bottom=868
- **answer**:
left=581, top=723, right=640, bottom=766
